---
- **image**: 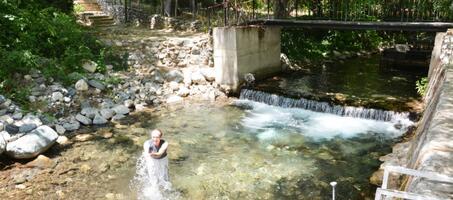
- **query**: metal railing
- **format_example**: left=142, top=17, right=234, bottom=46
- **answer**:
left=375, top=166, right=453, bottom=200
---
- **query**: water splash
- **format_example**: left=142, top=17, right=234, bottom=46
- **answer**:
left=235, top=99, right=413, bottom=140
left=130, top=153, right=179, bottom=200
left=239, top=89, right=411, bottom=122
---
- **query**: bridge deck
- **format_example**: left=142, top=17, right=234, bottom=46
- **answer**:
left=244, top=19, right=453, bottom=32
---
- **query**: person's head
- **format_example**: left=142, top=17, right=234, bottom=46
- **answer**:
left=150, top=129, right=163, bottom=145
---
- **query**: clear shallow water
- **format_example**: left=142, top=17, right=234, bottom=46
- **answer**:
left=123, top=100, right=412, bottom=199
left=254, top=55, right=426, bottom=112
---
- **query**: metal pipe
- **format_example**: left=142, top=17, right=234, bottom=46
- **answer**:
left=330, top=182, right=337, bottom=200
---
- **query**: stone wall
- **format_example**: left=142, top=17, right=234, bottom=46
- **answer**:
left=96, top=0, right=149, bottom=24
left=403, top=29, right=453, bottom=198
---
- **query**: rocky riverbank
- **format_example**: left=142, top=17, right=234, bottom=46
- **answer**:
left=0, top=26, right=232, bottom=162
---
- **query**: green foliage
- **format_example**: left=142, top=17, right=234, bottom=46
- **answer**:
left=281, top=29, right=383, bottom=63
left=0, top=1, right=108, bottom=105
left=416, top=77, right=428, bottom=97
left=73, top=4, right=85, bottom=14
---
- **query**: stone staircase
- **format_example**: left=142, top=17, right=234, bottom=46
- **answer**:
left=74, top=0, right=115, bottom=27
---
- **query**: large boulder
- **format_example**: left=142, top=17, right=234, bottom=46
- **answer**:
left=5, top=125, right=58, bottom=159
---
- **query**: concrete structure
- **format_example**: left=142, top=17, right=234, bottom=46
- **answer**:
left=213, top=26, right=282, bottom=92
left=402, top=30, right=453, bottom=198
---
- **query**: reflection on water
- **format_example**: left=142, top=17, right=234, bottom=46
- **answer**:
left=254, top=55, right=426, bottom=111
left=122, top=100, right=412, bottom=199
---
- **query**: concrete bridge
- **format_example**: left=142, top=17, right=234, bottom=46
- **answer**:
left=213, top=21, right=453, bottom=91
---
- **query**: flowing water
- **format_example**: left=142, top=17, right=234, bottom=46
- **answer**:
left=118, top=99, right=412, bottom=200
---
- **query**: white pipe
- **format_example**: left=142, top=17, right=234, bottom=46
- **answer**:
left=330, top=181, right=337, bottom=200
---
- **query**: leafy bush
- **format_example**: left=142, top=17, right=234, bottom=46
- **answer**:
left=416, top=77, right=428, bottom=97
left=0, top=1, right=107, bottom=103
left=281, top=29, right=383, bottom=63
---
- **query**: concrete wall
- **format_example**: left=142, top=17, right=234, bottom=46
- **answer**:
left=213, top=26, right=282, bottom=92
left=403, top=30, right=453, bottom=198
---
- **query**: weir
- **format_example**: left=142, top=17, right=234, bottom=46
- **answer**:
left=240, top=89, right=409, bottom=122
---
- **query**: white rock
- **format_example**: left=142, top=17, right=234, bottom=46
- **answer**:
left=183, top=70, right=192, bottom=85
left=200, top=68, right=216, bottom=82
left=0, top=115, right=14, bottom=124
left=93, top=114, right=108, bottom=125
left=20, top=114, right=43, bottom=127
left=177, top=87, right=190, bottom=97
left=82, top=60, right=97, bottom=73
left=51, top=92, right=64, bottom=102
left=75, top=79, right=89, bottom=91
left=191, top=71, right=206, bottom=84
left=166, top=95, right=183, bottom=104
left=0, top=131, right=11, bottom=141
left=169, top=81, right=179, bottom=91
left=56, top=136, right=70, bottom=145
left=6, top=125, right=58, bottom=159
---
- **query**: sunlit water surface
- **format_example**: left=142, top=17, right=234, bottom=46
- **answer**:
left=118, top=100, right=412, bottom=199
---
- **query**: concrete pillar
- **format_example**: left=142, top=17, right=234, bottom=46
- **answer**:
left=213, top=26, right=282, bottom=92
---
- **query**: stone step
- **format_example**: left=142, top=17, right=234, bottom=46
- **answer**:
left=88, top=15, right=113, bottom=20
left=77, top=3, right=102, bottom=11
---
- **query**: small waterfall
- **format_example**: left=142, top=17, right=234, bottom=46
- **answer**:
left=239, top=89, right=409, bottom=122
left=130, top=154, right=179, bottom=200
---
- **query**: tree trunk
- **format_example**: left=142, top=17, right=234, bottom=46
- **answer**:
left=164, top=0, right=172, bottom=17
left=273, top=0, right=289, bottom=18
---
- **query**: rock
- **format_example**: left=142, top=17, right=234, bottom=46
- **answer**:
left=5, top=125, right=58, bottom=159
left=19, top=124, right=37, bottom=133
left=0, top=122, right=3, bottom=131
left=1, top=99, right=11, bottom=108
left=82, top=60, right=97, bottom=73
left=51, top=92, right=64, bottom=102
left=55, top=124, right=66, bottom=135
left=191, top=47, right=201, bottom=55
left=200, top=68, right=216, bottom=82
left=80, top=164, right=91, bottom=173
left=100, top=109, right=115, bottom=120
left=21, top=114, right=43, bottom=127
left=75, top=134, right=94, bottom=142
left=56, top=136, right=70, bottom=145
left=56, top=190, right=65, bottom=199
left=165, top=70, right=184, bottom=83
left=169, top=81, right=179, bottom=91
left=0, top=131, right=10, bottom=141
left=166, top=95, right=183, bottom=104
left=0, top=115, right=14, bottom=124
left=177, top=87, right=190, bottom=97
left=0, top=95, right=5, bottom=104
left=0, top=109, right=6, bottom=116
left=112, top=105, right=129, bottom=115
left=0, top=134, right=6, bottom=154
left=93, top=114, right=108, bottom=125
left=111, top=114, right=126, bottom=121
left=124, top=99, right=135, bottom=108
left=151, top=70, right=165, bottom=83
left=370, top=169, right=383, bottom=186
left=12, top=112, right=23, bottom=120
left=75, top=79, right=89, bottom=91
left=88, top=80, right=105, bottom=90
left=191, top=71, right=206, bottom=84
left=5, top=124, right=19, bottom=134
left=81, top=107, right=98, bottom=119
left=105, top=193, right=115, bottom=199
left=62, top=120, right=80, bottom=131
left=76, top=114, right=92, bottom=125
left=26, top=155, right=55, bottom=169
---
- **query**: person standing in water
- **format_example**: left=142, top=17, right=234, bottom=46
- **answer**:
left=143, top=129, right=170, bottom=187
